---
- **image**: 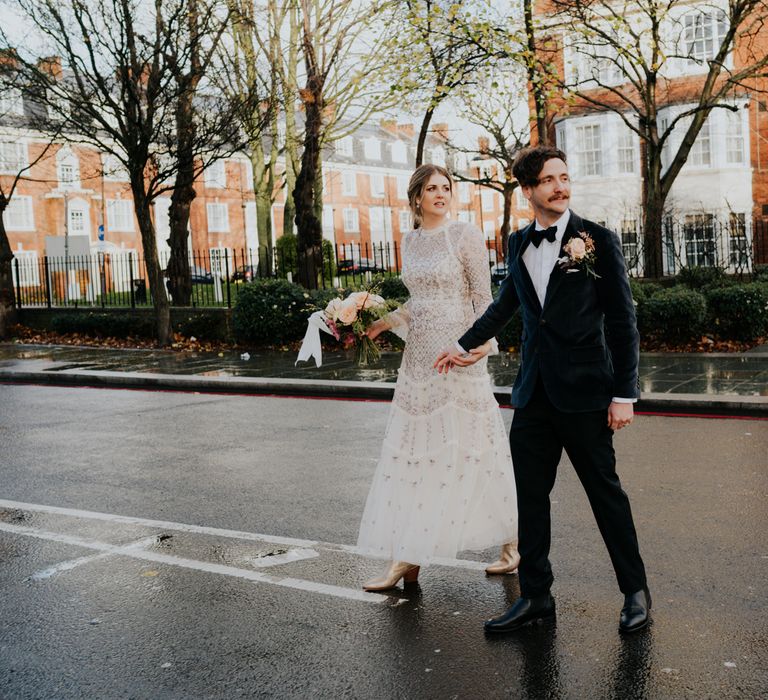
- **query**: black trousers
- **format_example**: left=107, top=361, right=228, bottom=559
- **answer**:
left=510, top=379, right=647, bottom=598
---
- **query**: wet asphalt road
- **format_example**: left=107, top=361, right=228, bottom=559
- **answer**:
left=1, top=384, right=766, bottom=699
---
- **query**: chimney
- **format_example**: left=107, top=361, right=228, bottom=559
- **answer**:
left=398, top=123, right=416, bottom=139
left=38, top=56, right=63, bottom=79
left=380, top=118, right=398, bottom=134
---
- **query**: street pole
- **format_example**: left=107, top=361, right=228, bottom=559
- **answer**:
left=64, top=189, right=69, bottom=304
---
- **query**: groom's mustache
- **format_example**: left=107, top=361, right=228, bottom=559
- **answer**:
left=549, top=194, right=569, bottom=201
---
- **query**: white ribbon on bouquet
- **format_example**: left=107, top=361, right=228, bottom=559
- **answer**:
left=295, top=310, right=335, bottom=368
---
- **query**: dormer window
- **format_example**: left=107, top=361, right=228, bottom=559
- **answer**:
left=391, top=140, right=407, bottom=163
left=335, top=136, right=354, bottom=157
left=0, top=86, right=24, bottom=116
left=57, top=147, right=80, bottom=189
left=363, top=137, right=381, bottom=160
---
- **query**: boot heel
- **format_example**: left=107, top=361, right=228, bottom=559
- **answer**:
left=403, top=566, right=420, bottom=583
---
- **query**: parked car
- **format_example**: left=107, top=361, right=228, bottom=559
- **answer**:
left=231, top=265, right=257, bottom=282
left=337, top=257, right=384, bottom=274
left=189, top=266, right=214, bottom=284
left=490, top=262, right=509, bottom=284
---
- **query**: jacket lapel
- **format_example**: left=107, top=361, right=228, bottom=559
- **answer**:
left=511, top=221, right=542, bottom=314
left=542, top=211, right=584, bottom=311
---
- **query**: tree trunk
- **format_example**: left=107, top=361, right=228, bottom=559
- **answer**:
left=524, top=0, right=549, bottom=146
left=642, top=185, right=665, bottom=279
left=0, top=204, right=17, bottom=339
left=500, top=186, right=513, bottom=254
left=166, top=94, right=196, bottom=306
left=293, top=81, right=323, bottom=290
left=132, top=181, right=171, bottom=345
left=416, top=107, right=436, bottom=167
left=313, top=158, right=324, bottom=225
left=255, top=190, right=272, bottom=275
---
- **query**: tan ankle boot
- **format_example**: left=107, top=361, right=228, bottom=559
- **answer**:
left=485, top=542, right=520, bottom=575
left=363, top=561, right=420, bottom=591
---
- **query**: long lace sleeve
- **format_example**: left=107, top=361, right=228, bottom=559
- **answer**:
left=384, top=300, right=411, bottom=341
left=458, top=223, right=499, bottom=355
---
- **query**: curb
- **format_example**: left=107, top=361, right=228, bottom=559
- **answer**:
left=1, top=367, right=766, bottom=417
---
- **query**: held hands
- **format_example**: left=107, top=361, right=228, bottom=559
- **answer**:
left=434, top=341, right=492, bottom=374
left=607, top=401, right=634, bottom=431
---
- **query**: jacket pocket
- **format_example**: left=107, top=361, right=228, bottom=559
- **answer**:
left=569, top=344, right=605, bottom=363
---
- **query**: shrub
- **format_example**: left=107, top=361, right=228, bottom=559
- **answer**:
left=704, top=283, right=768, bottom=341
left=50, top=312, right=155, bottom=338
left=629, top=279, right=662, bottom=302
left=232, top=278, right=312, bottom=344
left=275, top=233, right=336, bottom=281
left=753, top=264, right=768, bottom=283
left=374, top=275, right=410, bottom=301
left=676, top=265, right=728, bottom=290
left=639, top=287, right=707, bottom=342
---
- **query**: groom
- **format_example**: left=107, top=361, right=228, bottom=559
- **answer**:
left=435, top=146, right=650, bottom=634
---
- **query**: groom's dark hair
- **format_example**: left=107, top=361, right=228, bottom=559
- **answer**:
left=513, top=146, right=567, bottom=187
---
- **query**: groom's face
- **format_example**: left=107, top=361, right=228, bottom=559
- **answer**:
left=523, top=158, right=571, bottom=220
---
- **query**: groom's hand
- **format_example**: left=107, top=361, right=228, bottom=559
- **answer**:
left=608, top=402, right=634, bottom=431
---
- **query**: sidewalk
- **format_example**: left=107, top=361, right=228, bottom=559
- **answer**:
left=1, top=342, right=766, bottom=415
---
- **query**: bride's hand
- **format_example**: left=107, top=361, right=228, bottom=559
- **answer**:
left=365, top=319, right=390, bottom=341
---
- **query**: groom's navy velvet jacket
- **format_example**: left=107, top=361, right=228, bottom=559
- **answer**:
left=459, top=211, right=640, bottom=413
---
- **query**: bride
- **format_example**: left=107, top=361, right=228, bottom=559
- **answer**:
left=357, top=164, right=519, bottom=590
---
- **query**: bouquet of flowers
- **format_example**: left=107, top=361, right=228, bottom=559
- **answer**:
left=296, top=285, right=394, bottom=367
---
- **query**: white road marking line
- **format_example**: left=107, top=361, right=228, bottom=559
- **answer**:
left=0, top=522, right=387, bottom=604
left=30, top=536, right=158, bottom=580
left=246, top=547, right=320, bottom=568
left=0, top=498, right=495, bottom=572
left=0, top=498, right=317, bottom=548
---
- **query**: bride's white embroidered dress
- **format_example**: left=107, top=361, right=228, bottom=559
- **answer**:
left=357, top=220, right=518, bottom=565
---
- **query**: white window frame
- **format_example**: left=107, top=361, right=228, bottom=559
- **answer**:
left=67, top=198, right=89, bottom=237
left=342, top=171, right=357, bottom=197
left=688, top=118, right=712, bottom=168
left=102, top=153, right=129, bottom=182
left=0, top=141, right=27, bottom=174
left=205, top=160, right=227, bottom=189
left=0, top=86, right=24, bottom=116
left=725, top=108, right=745, bottom=164
left=5, top=195, right=34, bottom=231
left=335, top=136, right=354, bottom=157
left=363, top=137, right=381, bottom=161
left=396, top=175, right=409, bottom=201
left=483, top=220, right=496, bottom=240
left=370, top=173, right=385, bottom=198
left=343, top=207, right=359, bottom=233
left=57, top=148, right=81, bottom=189
left=206, top=202, right=230, bottom=232
left=575, top=123, right=603, bottom=177
left=515, top=187, right=529, bottom=209
left=617, top=127, right=637, bottom=174
left=107, top=199, right=134, bottom=232
left=481, top=188, right=495, bottom=211
left=398, top=210, right=412, bottom=232
left=683, top=10, right=728, bottom=62
left=430, top=146, right=446, bottom=167
left=391, top=140, right=407, bottom=164
left=459, top=182, right=471, bottom=204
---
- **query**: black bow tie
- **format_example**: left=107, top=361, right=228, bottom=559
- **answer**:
left=530, top=226, right=558, bottom=248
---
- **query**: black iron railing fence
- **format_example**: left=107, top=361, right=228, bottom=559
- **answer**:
left=11, top=219, right=768, bottom=309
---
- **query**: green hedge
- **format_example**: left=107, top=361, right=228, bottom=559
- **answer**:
left=275, top=233, right=336, bottom=281
left=232, top=279, right=312, bottom=344
left=50, top=312, right=155, bottom=339
left=705, top=283, right=768, bottom=341
left=638, top=287, right=707, bottom=342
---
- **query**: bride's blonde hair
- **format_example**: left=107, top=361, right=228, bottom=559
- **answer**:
left=407, top=164, right=453, bottom=229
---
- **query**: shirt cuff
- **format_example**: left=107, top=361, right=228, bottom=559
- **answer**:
left=611, top=397, right=637, bottom=404
left=455, top=342, right=467, bottom=354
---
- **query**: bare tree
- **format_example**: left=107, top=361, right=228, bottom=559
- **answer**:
left=164, top=0, right=238, bottom=306
left=292, top=0, right=393, bottom=289
left=383, top=0, right=501, bottom=166
left=451, top=67, right=529, bottom=252
left=13, top=0, right=195, bottom=344
left=545, top=0, right=768, bottom=277
left=0, top=53, right=62, bottom=337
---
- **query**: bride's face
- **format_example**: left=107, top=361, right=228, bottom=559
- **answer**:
left=418, top=173, right=452, bottom=219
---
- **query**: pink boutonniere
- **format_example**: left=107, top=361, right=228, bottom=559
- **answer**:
left=557, top=231, right=600, bottom=279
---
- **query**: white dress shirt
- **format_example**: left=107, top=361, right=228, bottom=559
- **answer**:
left=523, top=210, right=571, bottom=308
